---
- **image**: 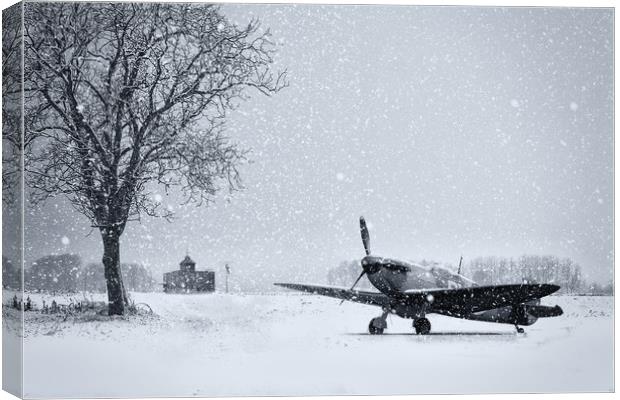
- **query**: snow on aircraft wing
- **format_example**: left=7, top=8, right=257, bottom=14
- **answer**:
left=405, top=283, right=561, bottom=316
left=274, top=283, right=390, bottom=307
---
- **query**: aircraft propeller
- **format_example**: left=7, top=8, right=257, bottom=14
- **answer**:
left=340, top=216, right=371, bottom=304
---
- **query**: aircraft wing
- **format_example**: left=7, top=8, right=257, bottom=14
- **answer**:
left=405, top=283, right=560, bottom=316
left=274, top=283, right=390, bottom=307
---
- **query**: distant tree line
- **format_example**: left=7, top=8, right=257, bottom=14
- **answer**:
left=586, top=281, right=614, bottom=296
left=26, top=254, right=82, bottom=292
left=80, top=262, right=156, bottom=293
left=2, top=254, right=156, bottom=293
left=465, top=255, right=585, bottom=293
left=326, top=255, right=612, bottom=295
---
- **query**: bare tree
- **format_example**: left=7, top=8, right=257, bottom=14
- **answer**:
left=23, top=3, right=286, bottom=314
left=2, top=4, right=23, bottom=204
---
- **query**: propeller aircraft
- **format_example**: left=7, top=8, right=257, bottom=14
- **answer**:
left=275, top=216, right=563, bottom=335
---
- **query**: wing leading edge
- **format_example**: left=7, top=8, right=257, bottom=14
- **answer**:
left=274, top=283, right=390, bottom=307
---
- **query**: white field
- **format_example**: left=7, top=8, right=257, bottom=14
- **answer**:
left=4, top=292, right=614, bottom=398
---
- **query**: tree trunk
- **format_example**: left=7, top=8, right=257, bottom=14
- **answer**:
left=101, top=230, right=125, bottom=315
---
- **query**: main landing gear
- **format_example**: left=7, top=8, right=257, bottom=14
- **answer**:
left=367, top=312, right=432, bottom=335
left=368, top=309, right=389, bottom=334
left=413, top=317, right=431, bottom=335
left=514, top=324, right=525, bottom=334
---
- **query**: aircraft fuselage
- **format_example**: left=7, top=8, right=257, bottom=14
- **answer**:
left=361, top=255, right=474, bottom=294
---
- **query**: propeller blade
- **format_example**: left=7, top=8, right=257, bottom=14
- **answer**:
left=342, top=216, right=371, bottom=305
left=360, top=216, right=370, bottom=255
left=349, top=270, right=366, bottom=291
left=340, top=270, right=366, bottom=305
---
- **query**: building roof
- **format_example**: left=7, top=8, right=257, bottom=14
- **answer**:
left=180, top=255, right=196, bottom=266
left=164, top=269, right=213, bottom=277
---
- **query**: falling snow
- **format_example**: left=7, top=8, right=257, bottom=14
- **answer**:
left=2, top=4, right=613, bottom=398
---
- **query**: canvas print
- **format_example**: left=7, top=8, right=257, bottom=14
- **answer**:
left=2, top=1, right=614, bottom=398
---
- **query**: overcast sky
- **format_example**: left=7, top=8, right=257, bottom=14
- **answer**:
left=20, top=5, right=613, bottom=289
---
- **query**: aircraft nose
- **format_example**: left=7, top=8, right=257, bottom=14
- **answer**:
left=361, top=256, right=380, bottom=274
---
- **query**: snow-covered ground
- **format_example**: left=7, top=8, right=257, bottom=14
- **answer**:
left=5, top=292, right=614, bottom=397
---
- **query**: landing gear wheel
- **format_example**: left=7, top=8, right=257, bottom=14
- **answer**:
left=368, top=317, right=386, bottom=335
left=413, top=317, right=431, bottom=335
left=515, top=326, right=525, bottom=334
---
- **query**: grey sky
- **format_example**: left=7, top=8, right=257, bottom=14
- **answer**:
left=22, top=5, right=613, bottom=289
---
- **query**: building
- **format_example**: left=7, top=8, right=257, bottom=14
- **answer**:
left=163, top=255, right=215, bottom=293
